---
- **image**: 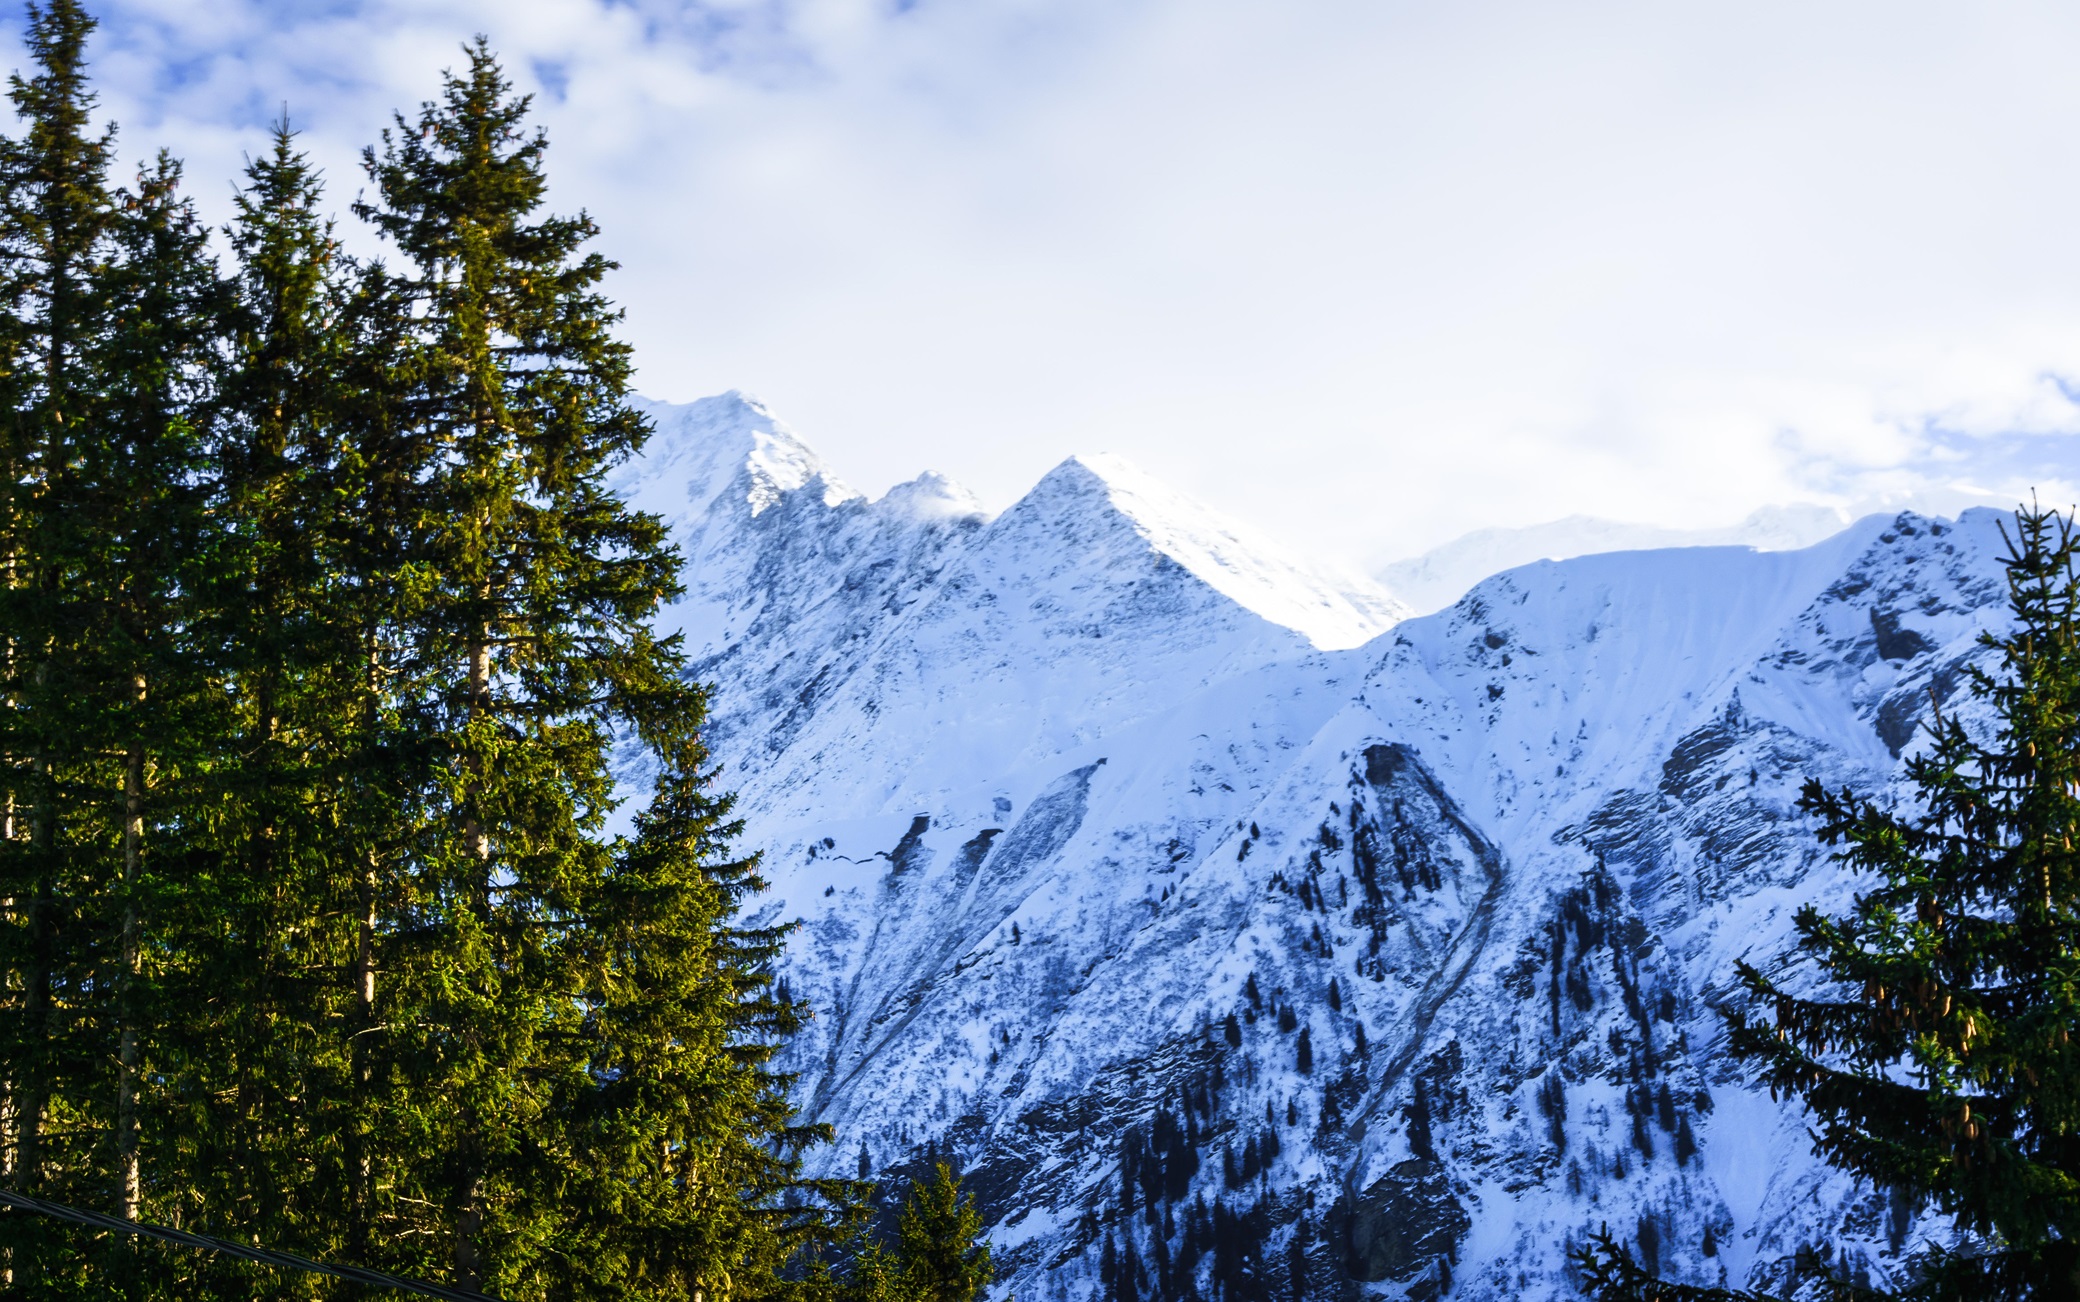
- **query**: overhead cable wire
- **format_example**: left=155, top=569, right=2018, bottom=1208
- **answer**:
left=0, top=1187, right=505, bottom=1301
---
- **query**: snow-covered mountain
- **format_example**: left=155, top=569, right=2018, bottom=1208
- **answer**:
left=1376, top=505, right=1857, bottom=615
left=617, top=392, right=2010, bottom=1302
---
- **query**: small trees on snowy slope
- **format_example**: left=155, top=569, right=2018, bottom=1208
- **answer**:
left=1580, top=502, right=2080, bottom=1300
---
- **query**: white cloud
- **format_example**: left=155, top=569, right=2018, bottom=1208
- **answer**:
left=34, top=0, right=2080, bottom=562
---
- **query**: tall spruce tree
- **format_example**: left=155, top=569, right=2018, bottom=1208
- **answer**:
left=348, top=40, right=839, bottom=1299
left=94, top=143, right=229, bottom=1294
left=0, top=6, right=116, bottom=1283
left=0, top=3, right=228, bottom=1292
left=157, top=119, right=362, bottom=1292
left=1579, top=502, right=2080, bottom=1301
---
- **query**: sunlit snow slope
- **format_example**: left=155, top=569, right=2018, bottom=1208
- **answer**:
left=617, top=393, right=2009, bottom=1302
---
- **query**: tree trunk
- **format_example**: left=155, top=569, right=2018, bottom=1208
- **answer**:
left=350, top=846, right=377, bottom=1257
left=18, top=751, right=50, bottom=1191
left=454, top=633, right=491, bottom=1285
left=454, top=1165, right=483, bottom=1291
left=351, top=636, right=383, bottom=1260
left=463, top=635, right=489, bottom=862
left=11, top=750, right=52, bottom=1292
left=117, top=674, right=145, bottom=1220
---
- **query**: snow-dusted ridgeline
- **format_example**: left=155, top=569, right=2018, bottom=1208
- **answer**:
left=615, top=392, right=2005, bottom=1302
left=1374, top=505, right=1858, bottom=616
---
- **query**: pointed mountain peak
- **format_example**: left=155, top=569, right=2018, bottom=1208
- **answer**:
left=620, top=392, right=856, bottom=525
left=877, top=470, right=990, bottom=524
left=1013, top=451, right=1408, bottom=650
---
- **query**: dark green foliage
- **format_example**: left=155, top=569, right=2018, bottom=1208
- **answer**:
left=1095, top=1179, right=1300, bottom=1302
left=0, top=8, right=121, bottom=1253
left=1629, top=1085, right=1655, bottom=1161
left=1286, top=1219, right=1310, bottom=1300
left=0, top=2, right=231, bottom=1291
left=1151, top=1108, right=1197, bottom=1204
left=0, top=10, right=838, bottom=1300
left=892, top=1166, right=992, bottom=1302
left=1575, top=1225, right=1878, bottom=1302
left=1578, top=503, right=2080, bottom=1299
left=848, top=1165, right=992, bottom=1302
left=1120, top=1130, right=1141, bottom=1213
left=332, top=39, right=840, bottom=1299
left=188, top=118, right=364, bottom=1276
left=1205, top=1195, right=1272, bottom=1302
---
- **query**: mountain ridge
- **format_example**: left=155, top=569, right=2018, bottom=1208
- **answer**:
left=1375, top=504, right=1861, bottom=615
left=617, top=394, right=2008, bottom=1302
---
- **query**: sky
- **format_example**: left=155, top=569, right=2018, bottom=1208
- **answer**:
left=39, top=0, right=2080, bottom=568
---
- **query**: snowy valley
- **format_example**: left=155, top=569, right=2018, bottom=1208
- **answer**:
left=613, top=392, right=2011, bottom=1302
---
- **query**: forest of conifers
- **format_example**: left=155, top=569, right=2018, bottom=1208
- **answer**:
left=0, top=1, right=951, bottom=1297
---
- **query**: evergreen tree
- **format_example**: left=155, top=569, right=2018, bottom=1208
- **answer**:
left=346, top=39, right=838, bottom=1298
left=907, top=1163, right=992, bottom=1302
left=93, top=140, right=232, bottom=1294
left=0, top=8, right=123, bottom=1280
left=157, top=117, right=366, bottom=1292
left=0, top=4, right=228, bottom=1292
left=844, top=1164, right=992, bottom=1302
left=1579, top=502, right=2080, bottom=1300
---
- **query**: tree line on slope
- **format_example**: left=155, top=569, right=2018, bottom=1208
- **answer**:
left=0, top=3, right=992, bottom=1299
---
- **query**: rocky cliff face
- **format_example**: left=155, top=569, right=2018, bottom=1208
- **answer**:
left=616, top=392, right=2009, bottom=1302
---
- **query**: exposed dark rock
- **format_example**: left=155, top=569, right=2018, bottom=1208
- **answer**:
left=1336, top=1157, right=1469, bottom=1283
left=888, top=814, right=932, bottom=876
left=1870, top=608, right=1934, bottom=662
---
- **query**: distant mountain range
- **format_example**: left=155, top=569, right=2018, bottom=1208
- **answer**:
left=612, top=392, right=1993, bottom=1302
left=1374, top=506, right=1856, bottom=615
